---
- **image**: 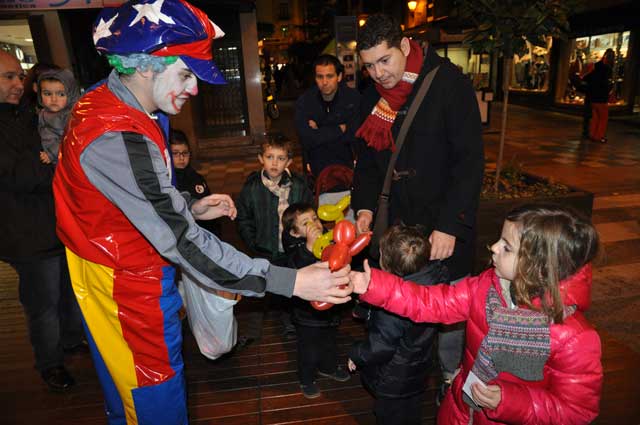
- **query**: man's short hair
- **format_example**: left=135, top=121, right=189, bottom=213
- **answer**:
left=312, top=54, right=343, bottom=76
left=357, top=14, right=403, bottom=52
left=260, top=135, right=294, bottom=159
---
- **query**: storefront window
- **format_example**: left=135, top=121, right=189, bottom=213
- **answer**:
left=0, top=19, right=36, bottom=70
left=510, top=37, right=552, bottom=92
left=562, top=31, right=630, bottom=106
left=435, top=45, right=490, bottom=89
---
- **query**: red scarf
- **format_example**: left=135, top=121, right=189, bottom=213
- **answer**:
left=356, top=40, right=424, bottom=151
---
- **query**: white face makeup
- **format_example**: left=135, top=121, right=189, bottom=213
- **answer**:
left=152, top=58, right=198, bottom=115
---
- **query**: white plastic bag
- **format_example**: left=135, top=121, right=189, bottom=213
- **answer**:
left=180, top=275, right=238, bottom=360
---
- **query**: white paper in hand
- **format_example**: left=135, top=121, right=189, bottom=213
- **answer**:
left=462, top=370, right=487, bottom=407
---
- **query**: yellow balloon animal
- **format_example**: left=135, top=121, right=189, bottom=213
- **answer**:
left=312, top=195, right=351, bottom=259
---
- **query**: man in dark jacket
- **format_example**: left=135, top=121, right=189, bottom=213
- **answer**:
left=295, top=54, right=361, bottom=177
left=352, top=14, right=484, bottom=401
left=0, top=50, right=84, bottom=392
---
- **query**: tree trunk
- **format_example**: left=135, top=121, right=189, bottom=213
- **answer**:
left=494, top=56, right=513, bottom=192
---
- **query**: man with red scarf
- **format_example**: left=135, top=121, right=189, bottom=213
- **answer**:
left=352, top=14, right=484, bottom=404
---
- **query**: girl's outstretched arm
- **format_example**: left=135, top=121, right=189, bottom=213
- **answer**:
left=352, top=260, right=475, bottom=324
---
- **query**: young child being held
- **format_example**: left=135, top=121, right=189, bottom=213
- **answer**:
left=170, top=129, right=220, bottom=236
left=37, top=69, right=80, bottom=164
left=237, top=137, right=312, bottom=264
left=350, top=204, right=603, bottom=425
left=348, top=224, right=449, bottom=425
left=282, top=203, right=350, bottom=399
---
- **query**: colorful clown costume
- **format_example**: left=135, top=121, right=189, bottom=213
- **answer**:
left=53, top=71, right=297, bottom=425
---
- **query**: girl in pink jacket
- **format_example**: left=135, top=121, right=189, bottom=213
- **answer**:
left=351, top=204, right=603, bottom=425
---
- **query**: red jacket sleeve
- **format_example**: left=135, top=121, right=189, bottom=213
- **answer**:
left=360, top=268, right=476, bottom=325
left=486, top=328, right=602, bottom=425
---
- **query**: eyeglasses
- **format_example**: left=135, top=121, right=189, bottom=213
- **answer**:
left=171, top=151, right=190, bottom=158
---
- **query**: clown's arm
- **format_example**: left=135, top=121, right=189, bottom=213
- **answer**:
left=79, top=130, right=351, bottom=303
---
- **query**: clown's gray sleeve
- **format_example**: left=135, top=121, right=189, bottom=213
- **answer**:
left=79, top=131, right=296, bottom=297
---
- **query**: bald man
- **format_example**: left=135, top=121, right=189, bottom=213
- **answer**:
left=0, top=51, right=85, bottom=392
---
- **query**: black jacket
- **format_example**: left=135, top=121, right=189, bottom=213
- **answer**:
left=236, top=170, right=312, bottom=263
left=584, top=60, right=613, bottom=103
left=352, top=47, right=484, bottom=279
left=294, top=82, right=361, bottom=176
left=0, top=103, right=63, bottom=262
left=174, top=165, right=220, bottom=236
left=349, top=261, right=449, bottom=398
left=283, top=232, right=342, bottom=327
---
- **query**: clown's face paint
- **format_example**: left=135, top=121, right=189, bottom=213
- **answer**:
left=152, top=58, right=198, bottom=115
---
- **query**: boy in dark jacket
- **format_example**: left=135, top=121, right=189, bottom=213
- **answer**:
left=170, top=129, right=220, bottom=236
left=282, top=203, right=350, bottom=399
left=348, top=224, right=449, bottom=425
left=237, top=137, right=312, bottom=264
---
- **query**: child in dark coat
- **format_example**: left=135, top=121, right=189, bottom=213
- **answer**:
left=282, top=203, right=350, bottom=399
left=348, top=224, right=449, bottom=425
left=169, top=129, right=220, bottom=236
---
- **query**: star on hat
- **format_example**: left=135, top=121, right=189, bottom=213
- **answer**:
left=93, top=0, right=226, bottom=84
left=129, top=0, right=175, bottom=27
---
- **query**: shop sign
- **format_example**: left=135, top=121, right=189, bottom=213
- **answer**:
left=0, top=0, right=123, bottom=11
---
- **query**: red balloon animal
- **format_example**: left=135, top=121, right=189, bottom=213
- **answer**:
left=311, top=220, right=372, bottom=311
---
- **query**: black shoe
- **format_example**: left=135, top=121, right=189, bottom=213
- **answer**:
left=234, top=336, right=254, bottom=351
left=600, top=137, right=607, bottom=143
left=300, top=382, right=321, bottom=399
left=283, top=324, right=296, bottom=340
left=63, top=340, right=90, bottom=355
left=41, top=366, right=75, bottom=392
left=318, top=366, right=350, bottom=383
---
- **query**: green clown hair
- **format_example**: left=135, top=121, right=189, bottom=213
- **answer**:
left=106, top=54, right=179, bottom=75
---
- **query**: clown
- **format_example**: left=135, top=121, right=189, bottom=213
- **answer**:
left=53, top=1, right=352, bottom=424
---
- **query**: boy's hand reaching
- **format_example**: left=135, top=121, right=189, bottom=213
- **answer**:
left=40, top=151, right=51, bottom=164
left=350, top=259, right=372, bottom=294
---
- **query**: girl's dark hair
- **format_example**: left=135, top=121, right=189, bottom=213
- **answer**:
left=507, top=204, right=600, bottom=323
left=357, top=14, right=403, bottom=52
left=379, top=224, right=430, bottom=276
left=282, top=203, right=315, bottom=236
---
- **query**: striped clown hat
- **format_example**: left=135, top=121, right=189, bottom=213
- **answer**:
left=93, top=0, right=225, bottom=84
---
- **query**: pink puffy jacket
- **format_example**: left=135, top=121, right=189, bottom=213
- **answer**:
left=360, top=265, right=602, bottom=425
